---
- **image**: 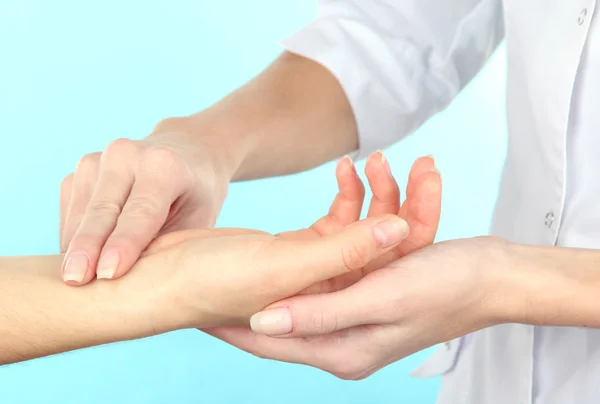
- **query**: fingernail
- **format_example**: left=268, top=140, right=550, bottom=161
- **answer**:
left=250, top=308, right=293, bottom=336
left=378, top=150, right=392, bottom=176
left=63, top=253, right=89, bottom=283
left=343, top=155, right=358, bottom=176
left=426, top=155, right=439, bottom=173
left=97, top=250, right=120, bottom=280
left=373, top=218, right=410, bottom=248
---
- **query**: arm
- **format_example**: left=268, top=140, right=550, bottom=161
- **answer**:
left=2, top=154, right=418, bottom=365
left=495, top=243, right=600, bottom=328
left=214, top=238, right=600, bottom=380
left=59, top=52, right=356, bottom=285
left=153, top=0, right=505, bottom=182
left=60, top=0, right=504, bottom=284
left=152, top=52, right=357, bottom=182
left=0, top=255, right=162, bottom=365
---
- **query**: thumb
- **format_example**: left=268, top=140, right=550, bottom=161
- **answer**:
left=249, top=278, right=380, bottom=337
left=272, top=215, right=409, bottom=290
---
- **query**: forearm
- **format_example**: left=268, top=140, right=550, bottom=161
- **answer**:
left=0, top=255, right=164, bottom=365
left=497, top=242, right=600, bottom=328
left=151, top=52, right=357, bottom=181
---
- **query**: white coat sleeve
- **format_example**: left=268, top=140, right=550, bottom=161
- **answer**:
left=282, top=0, right=504, bottom=159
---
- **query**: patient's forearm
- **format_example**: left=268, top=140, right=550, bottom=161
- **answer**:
left=0, top=255, right=159, bottom=365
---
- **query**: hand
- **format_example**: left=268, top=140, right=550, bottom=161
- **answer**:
left=204, top=152, right=444, bottom=373
left=120, top=151, right=429, bottom=332
left=59, top=126, right=232, bottom=285
left=208, top=237, right=508, bottom=380
left=122, top=215, right=410, bottom=331
left=280, top=152, right=441, bottom=295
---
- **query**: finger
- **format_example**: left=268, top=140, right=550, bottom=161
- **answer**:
left=62, top=154, right=101, bottom=252
left=59, top=173, right=74, bottom=252
left=250, top=266, right=397, bottom=337
left=327, top=156, right=365, bottom=225
left=61, top=154, right=101, bottom=284
left=308, top=156, right=365, bottom=238
left=267, top=215, right=409, bottom=292
left=397, top=156, right=441, bottom=256
left=63, top=150, right=136, bottom=285
left=363, top=156, right=441, bottom=273
left=365, top=151, right=401, bottom=217
left=96, top=147, right=190, bottom=280
left=205, top=325, right=388, bottom=380
left=205, top=327, right=317, bottom=366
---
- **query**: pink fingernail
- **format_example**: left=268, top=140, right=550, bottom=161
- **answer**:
left=250, top=308, right=292, bottom=336
left=343, top=155, right=358, bottom=176
left=373, top=218, right=410, bottom=248
left=97, top=250, right=120, bottom=280
left=63, top=253, right=89, bottom=283
left=378, top=151, right=392, bottom=176
left=426, top=155, right=439, bottom=173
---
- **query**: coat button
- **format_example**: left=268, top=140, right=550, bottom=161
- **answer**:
left=545, top=211, right=555, bottom=228
left=578, top=8, right=588, bottom=25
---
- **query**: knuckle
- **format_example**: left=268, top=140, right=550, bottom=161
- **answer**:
left=61, top=173, right=74, bottom=190
left=105, top=138, right=138, bottom=156
left=143, top=145, right=184, bottom=169
left=69, top=233, right=101, bottom=251
left=309, top=309, right=339, bottom=334
left=341, top=243, right=368, bottom=271
left=76, top=153, right=100, bottom=174
left=86, top=200, right=122, bottom=217
left=122, top=197, right=162, bottom=219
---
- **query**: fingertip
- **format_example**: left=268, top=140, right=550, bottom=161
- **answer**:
left=330, top=156, right=365, bottom=222
left=372, top=215, right=410, bottom=248
left=96, top=249, right=121, bottom=280
left=365, top=151, right=401, bottom=218
left=409, top=155, right=436, bottom=178
left=250, top=307, right=293, bottom=337
left=364, top=151, right=380, bottom=177
left=336, top=156, right=360, bottom=184
left=365, top=151, right=395, bottom=182
left=62, top=251, right=95, bottom=286
left=337, top=155, right=355, bottom=172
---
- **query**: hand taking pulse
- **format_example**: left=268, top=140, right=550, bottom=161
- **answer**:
left=3, top=152, right=417, bottom=365
left=129, top=151, right=435, bottom=329
left=59, top=128, right=233, bottom=285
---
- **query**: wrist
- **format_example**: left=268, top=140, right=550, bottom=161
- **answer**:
left=116, top=251, right=207, bottom=333
left=475, top=237, right=525, bottom=326
left=149, top=113, right=253, bottom=183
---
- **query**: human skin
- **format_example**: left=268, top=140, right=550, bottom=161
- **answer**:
left=4, top=153, right=435, bottom=366
left=59, top=53, right=356, bottom=284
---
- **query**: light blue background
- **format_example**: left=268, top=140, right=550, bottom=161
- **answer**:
left=0, top=1, right=507, bottom=403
